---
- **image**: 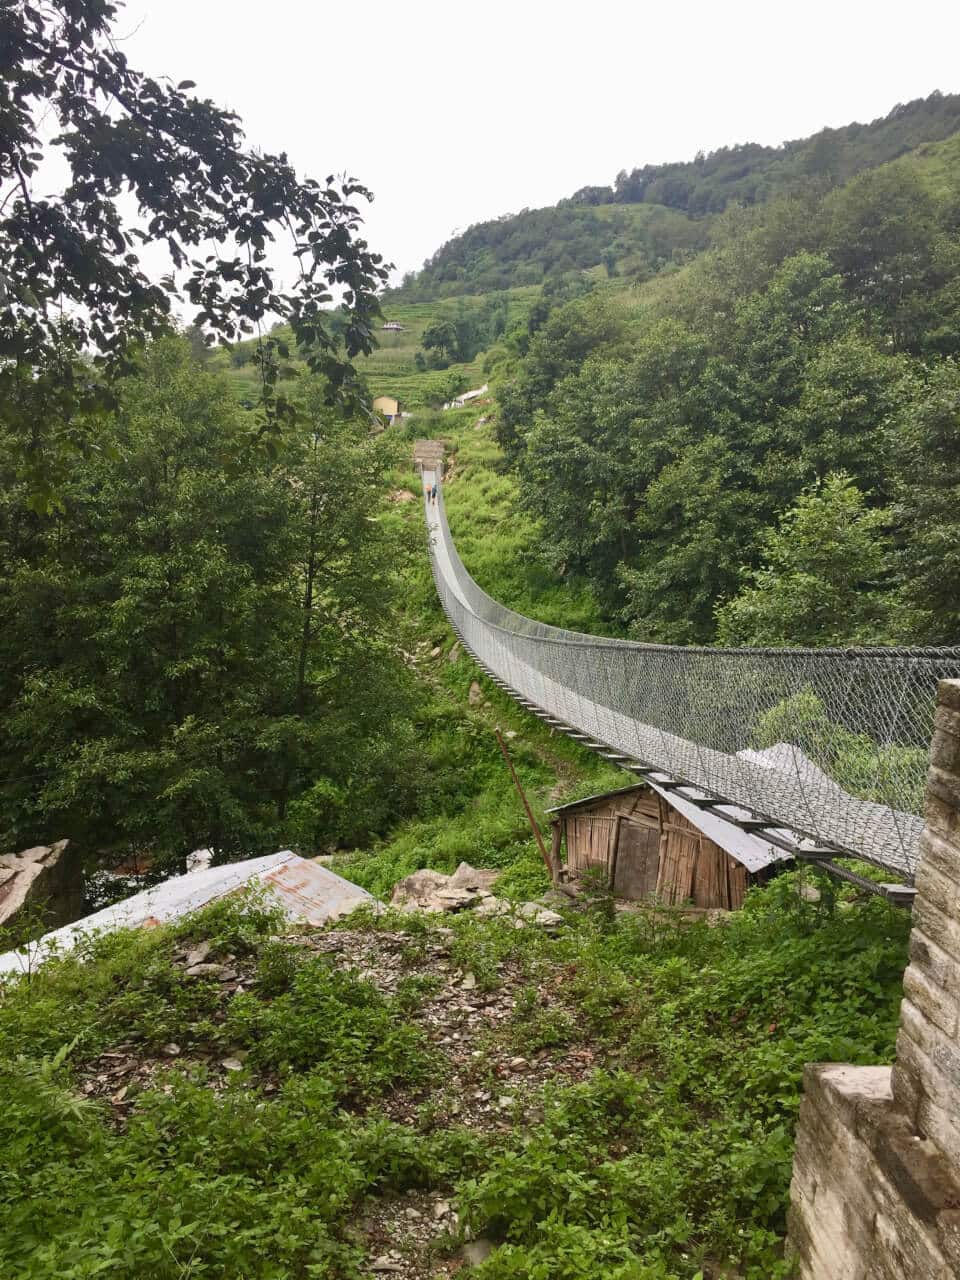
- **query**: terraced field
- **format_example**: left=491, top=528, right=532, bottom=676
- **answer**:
left=209, top=287, right=541, bottom=409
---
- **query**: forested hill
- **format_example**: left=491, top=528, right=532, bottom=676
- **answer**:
left=480, top=129, right=960, bottom=651
left=392, top=91, right=960, bottom=300
left=574, top=90, right=960, bottom=211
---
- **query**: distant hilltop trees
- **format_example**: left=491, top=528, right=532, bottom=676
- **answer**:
left=566, top=91, right=960, bottom=215
left=392, top=91, right=960, bottom=302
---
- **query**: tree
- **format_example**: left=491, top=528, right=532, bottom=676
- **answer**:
left=495, top=296, right=627, bottom=463
left=0, top=338, right=418, bottom=859
left=802, top=130, right=843, bottom=182
left=420, top=319, right=459, bottom=363
left=2, top=0, right=388, bottom=502
left=771, top=335, right=910, bottom=503
left=825, top=167, right=956, bottom=352
left=620, top=436, right=760, bottom=644
left=271, top=380, right=423, bottom=848
left=715, top=474, right=901, bottom=647
left=893, top=360, right=960, bottom=642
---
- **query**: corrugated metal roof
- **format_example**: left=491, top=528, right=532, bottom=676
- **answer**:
left=0, top=852, right=374, bottom=978
left=547, top=780, right=793, bottom=874
left=644, top=780, right=793, bottom=874
left=737, top=742, right=848, bottom=798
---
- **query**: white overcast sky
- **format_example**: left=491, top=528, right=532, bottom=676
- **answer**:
left=117, top=0, right=960, bottom=287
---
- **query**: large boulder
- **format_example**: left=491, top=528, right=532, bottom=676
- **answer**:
left=448, top=862, right=500, bottom=894
left=390, top=868, right=451, bottom=909
left=0, top=840, right=82, bottom=931
left=390, top=862, right=501, bottom=913
left=388, top=863, right=563, bottom=928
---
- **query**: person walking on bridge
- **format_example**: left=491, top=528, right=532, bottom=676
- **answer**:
left=430, top=482, right=438, bottom=505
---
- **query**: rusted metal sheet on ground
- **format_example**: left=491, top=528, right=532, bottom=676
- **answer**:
left=260, top=858, right=375, bottom=926
left=0, top=852, right=375, bottom=978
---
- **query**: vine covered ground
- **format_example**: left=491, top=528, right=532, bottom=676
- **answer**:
left=0, top=877, right=909, bottom=1279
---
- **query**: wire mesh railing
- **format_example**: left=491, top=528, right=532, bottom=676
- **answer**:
left=423, top=470, right=960, bottom=882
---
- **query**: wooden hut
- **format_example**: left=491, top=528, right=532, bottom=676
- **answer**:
left=546, top=782, right=791, bottom=910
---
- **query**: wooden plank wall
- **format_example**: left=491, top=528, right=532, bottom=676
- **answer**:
left=561, top=787, right=751, bottom=910
left=654, top=802, right=748, bottom=909
left=565, top=815, right=618, bottom=876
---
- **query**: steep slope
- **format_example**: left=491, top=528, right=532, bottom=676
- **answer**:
left=0, top=407, right=914, bottom=1280
left=392, top=201, right=709, bottom=300
left=597, top=89, right=960, bottom=211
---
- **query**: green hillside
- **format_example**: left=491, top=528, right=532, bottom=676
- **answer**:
left=390, top=201, right=709, bottom=301
left=892, top=127, right=960, bottom=196
left=392, top=90, right=960, bottom=301
left=478, top=114, right=960, bottom=647
left=594, top=88, right=960, bottom=211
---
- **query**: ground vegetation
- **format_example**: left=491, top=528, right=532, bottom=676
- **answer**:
left=0, top=872, right=910, bottom=1279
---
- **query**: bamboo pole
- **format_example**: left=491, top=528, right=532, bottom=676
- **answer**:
left=494, top=727, right=555, bottom=878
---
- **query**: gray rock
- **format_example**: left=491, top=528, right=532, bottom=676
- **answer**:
left=448, top=861, right=500, bottom=894
left=0, top=839, right=80, bottom=930
left=460, top=972, right=477, bottom=990
left=473, top=896, right=510, bottom=917
left=516, top=902, right=564, bottom=929
left=391, top=862, right=503, bottom=915
left=462, top=1238, right=495, bottom=1265
left=184, top=940, right=212, bottom=967
left=185, top=962, right=226, bottom=978
left=468, top=681, right=483, bottom=705
left=433, top=888, right=479, bottom=912
left=448, top=642, right=461, bottom=664
left=390, top=868, right=450, bottom=908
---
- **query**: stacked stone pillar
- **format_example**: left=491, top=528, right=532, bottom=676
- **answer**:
left=788, top=679, right=960, bottom=1279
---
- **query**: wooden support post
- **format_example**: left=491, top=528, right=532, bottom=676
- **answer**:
left=550, top=822, right=564, bottom=884
left=495, top=727, right=556, bottom=878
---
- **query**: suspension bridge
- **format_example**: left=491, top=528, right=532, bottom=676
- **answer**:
left=421, top=462, right=960, bottom=901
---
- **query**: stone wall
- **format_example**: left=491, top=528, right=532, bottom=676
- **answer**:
left=787, top=679, right=960, bottom=1278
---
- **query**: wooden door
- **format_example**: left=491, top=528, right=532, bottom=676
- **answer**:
left=611, top=817, right=661, bottom=900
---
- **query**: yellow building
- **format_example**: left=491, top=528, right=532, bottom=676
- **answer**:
left=373, top=395, right=401, bottom=424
